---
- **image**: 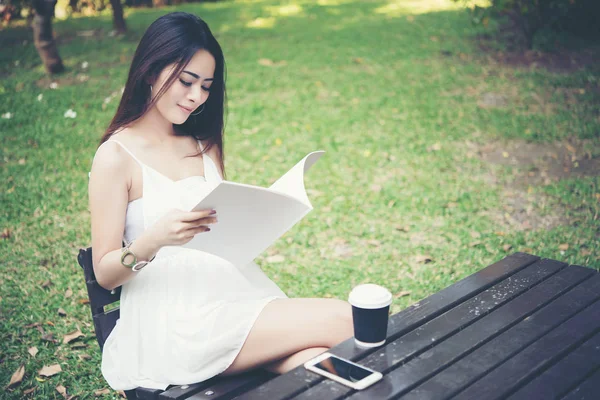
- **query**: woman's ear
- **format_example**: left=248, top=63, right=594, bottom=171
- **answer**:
left=145, top=70, right=159, bottom=86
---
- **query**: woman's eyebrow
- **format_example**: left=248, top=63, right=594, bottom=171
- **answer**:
left=182, top=70, right=214, bottom=81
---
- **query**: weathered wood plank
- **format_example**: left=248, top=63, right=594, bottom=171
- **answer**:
left=298, top=259, right=578, bottom=400
left=396, top=273, right=600, bottom=400
left=345, top=261, right=592, bottom=400
left=559, top=368, right=600, bottom=400
left=506, top=330, right=600, bottom=400
left=78, top=247, right=121, bottom=310
left=171, top=370, right=274, bottom=400
left=135, top=387, right=164, bottom=400
left=454, top=298, right=600, bottom=399
left=157, top=382, right=209, bottom=400
left=93, top=308, right=120, bottom=350
left=234, top=253, right=539, bottom=400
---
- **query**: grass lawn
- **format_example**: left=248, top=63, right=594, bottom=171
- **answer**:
left=1, top=0, right=599, bottom=397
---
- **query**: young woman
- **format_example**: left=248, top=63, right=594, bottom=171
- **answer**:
left=89, top=12, right=353, bottom=391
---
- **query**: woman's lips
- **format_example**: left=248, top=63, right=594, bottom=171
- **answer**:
left=178, top=105, right=193, bottom=113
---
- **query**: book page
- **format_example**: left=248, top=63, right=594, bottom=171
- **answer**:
left=269, top=151, right=325, bottom=207
left=182, top=151, right=324, bottom=265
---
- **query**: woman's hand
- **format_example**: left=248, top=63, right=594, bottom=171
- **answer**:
left=146, top=208, right=217, bottom=248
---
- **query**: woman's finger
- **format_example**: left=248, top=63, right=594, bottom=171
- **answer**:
left=179, top=226, right=209, bottom=243
left=186, top=216, right=218, bottom=227
left=180, top=209, right=216, bottom=222
left=194, top=226, right=211, bottom=234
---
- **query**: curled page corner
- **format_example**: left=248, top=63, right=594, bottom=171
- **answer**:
left=182, top=150, right=325, bottom=265
left=268, top=151, right=325, bottom=208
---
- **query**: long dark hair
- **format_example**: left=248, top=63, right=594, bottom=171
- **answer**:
left=100, top=12, right=226, bottom=173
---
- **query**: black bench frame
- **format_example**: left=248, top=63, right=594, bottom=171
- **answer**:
left=77, top=247, right=276, bottom=400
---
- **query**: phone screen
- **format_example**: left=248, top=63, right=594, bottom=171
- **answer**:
left=312, top=355, right=374, bottom=383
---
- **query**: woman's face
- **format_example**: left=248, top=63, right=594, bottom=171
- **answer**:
left=151, top=49, right=216, bottom=125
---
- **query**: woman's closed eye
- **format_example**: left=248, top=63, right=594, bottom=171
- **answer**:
left=179, top=79, right=211, bottom=91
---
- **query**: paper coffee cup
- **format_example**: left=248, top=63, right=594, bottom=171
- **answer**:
left=348, top=284, right=393, bottom=348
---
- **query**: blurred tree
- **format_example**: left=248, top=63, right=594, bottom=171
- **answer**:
left=455, top=0, right=600, bottom=49
left=66, top=0, right=126, bottom=33
left=32, top=0, right=65, bottom=74
left=0, top=0, right=28, bottom=22
left=109, top=0, right=126, bottom=33
left=124, top=0, right=152, bottom=8
left=68, top=0, right=79, bottom=12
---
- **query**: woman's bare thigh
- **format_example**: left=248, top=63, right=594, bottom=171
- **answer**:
left=222, top=298, right=353, bottom=375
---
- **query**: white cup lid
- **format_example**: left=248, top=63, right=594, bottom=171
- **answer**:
left=348, top=284, right=393, bottom=309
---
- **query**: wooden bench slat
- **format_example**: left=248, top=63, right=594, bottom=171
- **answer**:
left=365, top=258, right=570, bottom=372
left=93, top=308, right=120, bottom=350
left=155, top=378, right=222, bottom=399
left=87, top=280, right=122, bottom=311
left=234, top=252, right=540, bottom=400
left=559, top=367, right=600, bottom=400
left=292, top=379, right=351, bottom=400
left=506, top=330, right=600, bottom=400
left=182, top=370, right=275, bottom=400
left=453, top=299, right=600, bottom=399
left=344, top=260, right=589, bottom=400
left=155, top=382, right=213, bottom=399
left=135, top=387, right=164, bottom=400
left=348, top=252, right=542, bottom=360
left=156, top=370, right=274, bottom=400
left=328, top=262, right=593, bottom=400
left=296, top=258, right=581, bottom=400
left=394, top=273, right=600, bottom=400
left=78, top=248, right=122, bottom=311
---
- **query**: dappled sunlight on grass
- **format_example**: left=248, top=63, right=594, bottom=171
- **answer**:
left=266, top=3, right=304, bottom=17
left=246, top=16, right=277, bottom=28
left=317, top=0, right=357, bottom=5
left=374, top=0, right=463, bottom=16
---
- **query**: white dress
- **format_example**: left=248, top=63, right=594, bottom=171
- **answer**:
left=97, top=140, right=288, bottom=390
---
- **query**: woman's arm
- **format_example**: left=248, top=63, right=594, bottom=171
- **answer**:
left=88, top=142, right=160, bottom=291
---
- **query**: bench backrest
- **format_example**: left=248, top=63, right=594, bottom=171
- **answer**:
left=77, top=247, right=121, bottom=350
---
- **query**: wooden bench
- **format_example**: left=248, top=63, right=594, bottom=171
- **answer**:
left=80, top=251, right=600, bottom=399
left=233, top=252, right=600, bottom=399
left=77, top=247, right=277, bottom=400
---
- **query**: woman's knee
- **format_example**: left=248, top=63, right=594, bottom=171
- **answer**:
left=223, top=298, right=353, bottom=375
left=328, top=299, right=354, bottom=344
left=298, top=298, right=353, bottom=344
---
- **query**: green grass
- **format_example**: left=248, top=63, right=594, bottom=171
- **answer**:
left=1, top=0, right=599, bottom=398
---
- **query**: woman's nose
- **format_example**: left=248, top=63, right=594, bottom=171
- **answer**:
left=190, top=85, right=204, bottom=103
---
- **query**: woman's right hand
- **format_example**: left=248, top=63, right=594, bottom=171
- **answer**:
left=146, top=208, right=218, bottom=248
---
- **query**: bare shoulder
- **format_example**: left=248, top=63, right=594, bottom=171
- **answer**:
left=91, top=128, right=141, bottom=172
left=91, top=140, right=131, bottom=175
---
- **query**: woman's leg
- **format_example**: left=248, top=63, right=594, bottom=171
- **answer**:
left=221, top=298, right=353, bottom=376
left=263, top=347, right=330, bottom=374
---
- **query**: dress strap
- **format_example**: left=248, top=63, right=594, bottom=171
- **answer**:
left=104, top=139, right=145, bottom=168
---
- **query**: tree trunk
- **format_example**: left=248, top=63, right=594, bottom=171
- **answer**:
left=69, top=0, right=79, bottom=13
left=32, top=0, right=65, bottom=75
left=109, top=0, right=127, bottom=33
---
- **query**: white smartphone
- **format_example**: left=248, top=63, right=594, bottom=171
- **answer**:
left=304, top=352, right=383, bottom=390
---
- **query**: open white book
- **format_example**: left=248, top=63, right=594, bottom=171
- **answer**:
left=181, top=151, right=325, bottom=265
